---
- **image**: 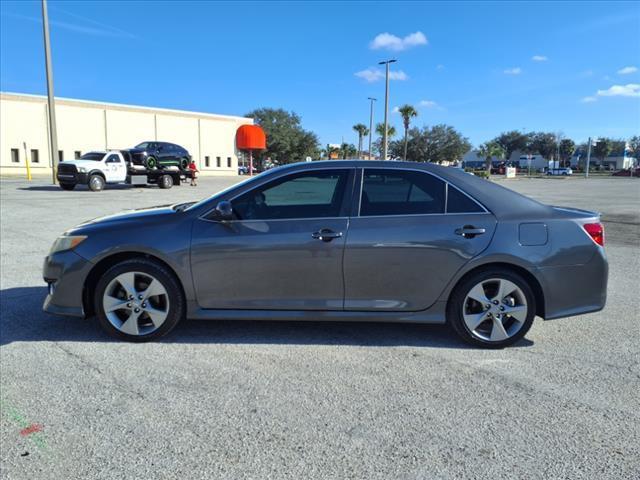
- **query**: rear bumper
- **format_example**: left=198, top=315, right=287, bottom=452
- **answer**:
left=43, top=250, right=92, bottom=318
left=537, top=248, right=608, bottom=320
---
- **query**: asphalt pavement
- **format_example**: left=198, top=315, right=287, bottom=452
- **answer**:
left=1, top=174, right=638, bottom=479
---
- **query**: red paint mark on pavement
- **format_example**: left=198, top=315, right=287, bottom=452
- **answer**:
left=20, top=424, right=43, bottom=436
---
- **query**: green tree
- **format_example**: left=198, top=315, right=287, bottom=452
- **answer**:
left=340, top=143, right=357, bottom=159
left=494, top=130, right=531, bottom=162
left=390, top=124, right=471, bottom=164
left=477, top=141, right=506, bottom=174
left=352, top=124, right=369, bottom=159
left=397, top=104, right=418, bottom=161
left=593, top=138, right=613, bottom=163
left=245, top=108, right=319, bottom=164
left=530, top=132, right=557, bottom=160
left=558, top=138, right=576, bottom=166
left=374, top=123, right=397, bottom=158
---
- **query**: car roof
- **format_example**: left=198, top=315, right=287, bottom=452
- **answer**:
left=272, top=160, right=551, bottom=219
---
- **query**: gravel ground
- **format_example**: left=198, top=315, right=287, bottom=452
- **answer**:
left=1, top=174, right=639, bottom=479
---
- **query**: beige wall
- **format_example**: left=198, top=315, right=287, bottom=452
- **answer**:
left=1, top=92, right=253, bottom=176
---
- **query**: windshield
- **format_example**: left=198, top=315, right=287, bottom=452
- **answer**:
left=185, top=172, right=269, bottom=212
left=79, top=152, right=105, bottom=161
left=135, top=142, right=151, bottom=149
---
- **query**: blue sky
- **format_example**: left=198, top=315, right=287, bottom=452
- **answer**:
left=1, top=1, right=639, bottom=147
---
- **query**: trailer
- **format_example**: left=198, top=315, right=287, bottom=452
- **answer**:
left=56, top=150, right=191, bottom=192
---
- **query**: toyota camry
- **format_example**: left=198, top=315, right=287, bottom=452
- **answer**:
left=43, top=161, right=608, bottom=348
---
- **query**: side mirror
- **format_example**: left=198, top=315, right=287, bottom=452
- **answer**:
left=214, top=201, right=233, bottom=221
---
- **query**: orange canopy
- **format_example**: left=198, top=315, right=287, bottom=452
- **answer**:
left=236, top=124, right=266, bottom=151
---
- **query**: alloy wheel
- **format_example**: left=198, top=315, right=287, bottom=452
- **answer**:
left=102, top=271, right=170, bottom=336
left=462, top=278, right=528, bottom=342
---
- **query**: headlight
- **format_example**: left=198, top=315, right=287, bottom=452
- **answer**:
left=77, top=167, right=87, bottom=173
left=49, top=235, right=87, bottom=255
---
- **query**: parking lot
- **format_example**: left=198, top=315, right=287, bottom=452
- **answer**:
left=1, top=174, right=638, bottom=479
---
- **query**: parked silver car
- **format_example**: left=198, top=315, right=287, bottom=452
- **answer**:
left=43, top=161, right=608, bottom=348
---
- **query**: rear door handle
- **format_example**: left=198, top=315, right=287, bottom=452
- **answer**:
left=455, top=226, right=486, bottom=238
left=312, top=229, right=343, bottom=242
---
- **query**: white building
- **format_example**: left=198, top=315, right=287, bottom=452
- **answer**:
left=0, top=92, right=253, bottom=176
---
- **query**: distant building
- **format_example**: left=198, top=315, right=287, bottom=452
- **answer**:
left=1, top=91, right=252, bottom=176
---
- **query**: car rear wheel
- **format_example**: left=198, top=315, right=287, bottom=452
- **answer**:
left=59, top=183, right=75, bottom=191
left=447, top=268, right=535, bottom=348
left=88, top=174, right=105, bottom=192
left=94, top=259, right=184, bottom=342
left=158, top=174, right=173, bottom=189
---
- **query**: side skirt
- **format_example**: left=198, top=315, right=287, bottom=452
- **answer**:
left=186, top=301, right=447, bottom=324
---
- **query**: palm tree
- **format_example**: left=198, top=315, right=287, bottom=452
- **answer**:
left=397, top=105, right=418, bottom=161
left=352, top=124, right=369, bottom=159
left=374, top=123, right=397, bottom=159
left=477, top=141, right=505, bottom=175
left=340, top=143, right=357, bottom=159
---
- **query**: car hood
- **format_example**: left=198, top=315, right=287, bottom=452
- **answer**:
left=61, top=159, right=104, bottom=169
left=73, top=204, right=177, bottom=230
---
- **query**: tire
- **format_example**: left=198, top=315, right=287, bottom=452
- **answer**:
left=447, top=268, right=536, bottom=349
left=146, top=156, right=157, bottom=169
left=94, top=258, right=185, bottom=342
left=158, top=174, right=173, bottom=189
left=88, top=174, right=105, bottom=192
left=59, top=183, right=76, bottom=191
left=179, top=157, right=189, bottom=170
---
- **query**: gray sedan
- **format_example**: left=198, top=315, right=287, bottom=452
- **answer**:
left=43, top=161, right=608, bottom=348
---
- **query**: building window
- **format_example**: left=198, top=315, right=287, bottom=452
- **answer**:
left=205, top=156, right=210, bottom=167
left=227, top=157, right=232, bottom=168
left=74, top=151, right=81, bottom=159
left=31, top=149, right=39, bottom=163
left=216, top=156, right=221, bottom=168
left=58, top=150, right=64, bottom=162
left=11, top=148, right=19, bottom=163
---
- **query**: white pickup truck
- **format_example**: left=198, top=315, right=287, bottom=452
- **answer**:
left=56, top=151, right=190, bottom=191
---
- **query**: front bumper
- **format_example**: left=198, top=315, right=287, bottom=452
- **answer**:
left=43, top=250, right=93, bottom=318
left=537, top=247, right=608, bottom=320
left=57, top=171, right=88, bottom=184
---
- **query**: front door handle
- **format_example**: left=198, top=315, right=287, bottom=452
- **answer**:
left=455, top=226, right=486, bottom=238
left=312, top=229, right=343, bottom=242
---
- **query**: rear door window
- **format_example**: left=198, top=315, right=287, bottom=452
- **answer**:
left=360, top=169, right=446, bottom=216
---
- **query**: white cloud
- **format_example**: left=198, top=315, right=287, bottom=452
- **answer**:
left=596, top=84, right=640, bottom=97
left=581, top=96, right=597, bottom=103
left=503, top=67, right=522, bottom=75
left=532, top=55, right=548, bottom=62
left=436, top=64, right=445, bottom=70
left=370, top=31, right=428, bottom=51
left=354, top=68, right=408, bottom=83
left=392, top=106, right=400, bottom=113
left=419, top=100, right=438, bottom=108
left=388, top=70, right=408, bottom=81
left=617, top=66, right=638, bottom=75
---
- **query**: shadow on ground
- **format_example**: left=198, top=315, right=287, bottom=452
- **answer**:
left=18, top=184, right=149, bottom=192
left=0, top=287, right=533, bottom=349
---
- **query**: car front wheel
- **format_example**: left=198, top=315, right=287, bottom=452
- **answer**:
left=447, top=268, right=536, bottom=348
left=94, top=259, right=185, bottom=342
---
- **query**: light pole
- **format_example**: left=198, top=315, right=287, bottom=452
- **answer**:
left=367, top=97, right=376, bottom=160
left=586, top=137, right=594, bottom=178
left=41, top=0, right=59, bottom=184
left=378, top=59, right=396, bottom=160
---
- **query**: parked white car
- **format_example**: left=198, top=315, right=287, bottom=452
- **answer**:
left=547, top=167, right=573, bottom=176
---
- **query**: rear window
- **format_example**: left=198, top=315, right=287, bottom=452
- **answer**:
left=80, top=152, right=105, bottom=161
left=360, top=169, right=445, bottom=216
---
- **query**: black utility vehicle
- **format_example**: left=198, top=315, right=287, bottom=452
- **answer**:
left=129, top=142, right=191, bottom=170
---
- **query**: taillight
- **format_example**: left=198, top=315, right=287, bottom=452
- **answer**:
left=583, top=223, right=605, bottom=246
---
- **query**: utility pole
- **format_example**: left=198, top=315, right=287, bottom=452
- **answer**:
left=367, top=97, right=376, bottom=160
left=42, top=0, right=59, bottom=184
left=586, top=137, right=592, bottom=179
left=378, top=59, right=396, bottom=160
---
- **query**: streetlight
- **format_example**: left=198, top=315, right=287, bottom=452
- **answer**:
left=41, top=0, right=59, bottom=184
left=378, top=59, right=396, bottom=160
left=367, top=97, right=376, bottom=160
